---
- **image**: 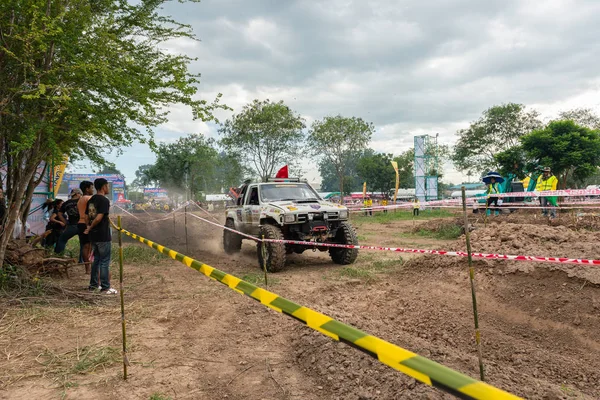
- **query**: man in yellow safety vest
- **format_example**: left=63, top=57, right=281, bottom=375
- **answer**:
left=364, top=197, right=373, bottom=216
left=382, top=197, right=388, bottom=214
left=536, top=167, right=558, bottom=218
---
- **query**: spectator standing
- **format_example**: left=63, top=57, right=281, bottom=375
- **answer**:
left=382, top=197, right=388, bottom=214
left=536, top=167, right=558, bottom=219
left=54, top=189, right=83, bottom=255
left=413, top=198, right=420, bottom=216
left=85, top=178, right=117, bottom=294
left=77, top=181, right=94, bottom=274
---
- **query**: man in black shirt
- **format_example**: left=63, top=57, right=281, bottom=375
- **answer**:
left=55, top=188, right=83, bottom=256
left=84, top=178, right=117, bottom=294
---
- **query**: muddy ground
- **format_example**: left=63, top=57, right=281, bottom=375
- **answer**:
left=0, top=210, right=599, bottom=399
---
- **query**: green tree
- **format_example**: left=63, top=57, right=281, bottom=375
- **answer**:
left=219, top=99, right=305, bottom=182
left=151, top=134, right=219, bottom=198
left=356, top=153, right=395, bottom=195
left=307, top=116, right=374, bottom=200
left=520, top=120, right=600, bottom=188
left=0, top=0, right=223, bottom=266
left=392, top=149, right=415, bottom=189
left=318, top=149, right=373, bottom=194
left=452, top=103, right=541, bottom=176
left=131, top=164, right=158, bottom=190
left=557, top=108, right=600, bottom=130
left=214, top=152, right=247, bottom=191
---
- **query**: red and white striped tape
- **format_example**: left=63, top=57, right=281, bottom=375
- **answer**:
left=184, top=210, right=600, bottom=267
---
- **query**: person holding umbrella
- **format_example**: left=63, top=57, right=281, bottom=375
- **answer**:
left=483, top=171, right=504, bottom=216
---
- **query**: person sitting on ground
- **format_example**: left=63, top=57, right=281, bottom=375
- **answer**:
left=32, top=199, right=65, bottom=248
left=536, top=167, right=558, bottom=219
left=54, top=189, right=83, bottom=256
left=77, top=181, right=94, bottom=274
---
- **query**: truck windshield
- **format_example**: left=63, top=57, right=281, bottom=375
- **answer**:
left=260, top=184, right=320, bottom=202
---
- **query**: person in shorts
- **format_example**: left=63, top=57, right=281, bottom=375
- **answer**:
left=77, top=181, right=95, bottom=273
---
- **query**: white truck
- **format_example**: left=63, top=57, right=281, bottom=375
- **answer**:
left=224, top=179, right=359, bottom=272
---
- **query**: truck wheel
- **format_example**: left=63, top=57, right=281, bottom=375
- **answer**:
left=329, top=222, right=359, bottom=265
left=223, top=218, right=242, bottom=254
left=257, top=224, right=286, bottom=272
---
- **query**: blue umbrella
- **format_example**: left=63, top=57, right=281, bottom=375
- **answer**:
left=482, top=171, right=505, bottom=184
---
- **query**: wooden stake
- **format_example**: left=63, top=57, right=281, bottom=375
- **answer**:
left=261, top=235, right=268, bottom=287
left=461, top=187, right=485, bottom=381
left=184, top=205, right=189, bottom=254
left=117, top=216, right=128, bottom=380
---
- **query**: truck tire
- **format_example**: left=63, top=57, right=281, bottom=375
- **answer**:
left=257, top=224, right=286, bottom=272
left=223, top=218, right=242, bottom=254
left=329, top=221, right=359, bottom=265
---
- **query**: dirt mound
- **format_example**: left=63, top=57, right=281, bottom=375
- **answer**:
left=294, top=251, right=600, bottom=398
left=458, top=222, right=600, bottom=284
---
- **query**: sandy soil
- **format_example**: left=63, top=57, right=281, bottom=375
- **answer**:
left=0, top=211, right=599, bottom=399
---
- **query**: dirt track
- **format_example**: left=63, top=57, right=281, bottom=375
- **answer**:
left=0, top=211, right=599, bottom=399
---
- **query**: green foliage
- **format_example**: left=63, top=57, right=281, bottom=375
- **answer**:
left=494, top=146, right=529, bottom=179
left=520, top=120, right=600, bottom=187
left=338, top=258, right=403, bottom=282
left=131, top=164, right=158, bottom=190
left=351, top=209, right=454, bottom=226
left=452, top=103, right=542, bottom=177
left=0, top=0, right=224, bottom=265
left=393, top=149, right=416, bottom=189
left=219, top=99, right=305, bottom=182
left=318, top=148, right=374, bottom=193
left=413, top=223, right=462, bottom=240
left=150, top=134, right=218, bottom=196
left=308, top=116, right=374, bottom=197
left=357, top=153, right=395, bottom=195
left=557, top=108, right=600, bottom=130
left=149, top=394, right=172, bottom=400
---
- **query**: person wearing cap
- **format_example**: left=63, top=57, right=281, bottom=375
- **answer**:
left=54, top=188, right=83, bottom=255
left=535, top=167, right=558, bottom=218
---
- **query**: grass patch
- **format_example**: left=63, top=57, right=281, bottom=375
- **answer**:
left=241, top=272, right=280, bottom=286
left=150, top=394, right=172, bottom=400
left=37, top=344, right=120, bottom=384
left=350, top=209, right=455, bottom=226
left=413, top=223, right=462, bottom=240
left=338, top=257, right=403, bottom=282
left=64, top=237, right=166, bottom=265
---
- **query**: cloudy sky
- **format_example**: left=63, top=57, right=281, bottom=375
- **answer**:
left=71, top=0, right=600, bottom=186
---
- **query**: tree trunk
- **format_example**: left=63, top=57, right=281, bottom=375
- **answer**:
left=0, top=161, right=38, bottom=267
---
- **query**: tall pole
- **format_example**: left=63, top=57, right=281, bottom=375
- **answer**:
left=462, top=187, right=485, bottom=381
left=117, top=216, right=128, bottom=380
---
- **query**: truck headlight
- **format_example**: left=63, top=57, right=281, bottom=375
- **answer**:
left=339, top=210, right=348, bottom=219
left=284, top=214, right=296, bottom=223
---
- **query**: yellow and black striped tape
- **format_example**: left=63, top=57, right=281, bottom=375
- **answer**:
left=114, top=225, right=521, bottom=400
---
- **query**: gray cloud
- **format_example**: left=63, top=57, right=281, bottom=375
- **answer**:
left=78, top=0, right=600, bottom=184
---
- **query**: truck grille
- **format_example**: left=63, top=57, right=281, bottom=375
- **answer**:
left=296, top=212, right=339, bottom=222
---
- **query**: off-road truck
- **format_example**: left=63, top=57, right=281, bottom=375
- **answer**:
left=223, top=179, right=359, bottom=272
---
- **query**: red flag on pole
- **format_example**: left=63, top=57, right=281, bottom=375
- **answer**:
left=275, top=165, right=289, bottom=179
